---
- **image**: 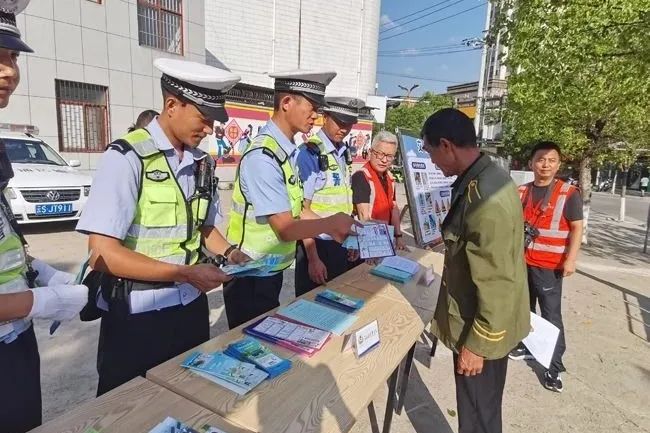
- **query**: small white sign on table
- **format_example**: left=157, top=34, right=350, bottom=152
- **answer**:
left=344, top=320, right=381, bottom=358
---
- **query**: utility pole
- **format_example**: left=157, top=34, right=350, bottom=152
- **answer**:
left=474, top=1, right=493, bottom=143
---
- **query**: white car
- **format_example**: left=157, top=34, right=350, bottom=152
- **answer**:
left=3, top=133, right=92, bottom=224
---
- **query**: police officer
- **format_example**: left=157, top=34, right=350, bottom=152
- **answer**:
left=0, top=2, right=88, bottom=431
left=420, top=109, right=529, bottom=433
left=224, top=71, right=358, bottom=329
left=77, top=58, right=249, bottom=396
left=294, top=97, right=363, bottom=296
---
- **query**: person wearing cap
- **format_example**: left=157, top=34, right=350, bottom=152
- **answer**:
left=294, top=97, right=363, bottom=296
left=0, top=1, right=88, bottom=431
left=224, top=71, right=358, bottom=328
left=76, top=58, right=250, bottom=396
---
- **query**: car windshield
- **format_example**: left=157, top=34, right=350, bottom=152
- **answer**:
left=3, top=138, right=68, bottom=166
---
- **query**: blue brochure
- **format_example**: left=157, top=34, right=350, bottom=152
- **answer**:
left=277, top=299, right=358, bottom=335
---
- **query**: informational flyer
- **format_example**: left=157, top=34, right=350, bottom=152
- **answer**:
left=357, top=223, right=395, bottom=259
left=398, top=131, right=455, bottom=247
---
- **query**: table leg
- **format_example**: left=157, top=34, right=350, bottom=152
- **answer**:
left=430, top=336, right=439, bottom=357
left=368, top=402, right=380, bottom=433
left=396, top=343, right=416, bottom=415
left=382, top=368, right=399, bottom=433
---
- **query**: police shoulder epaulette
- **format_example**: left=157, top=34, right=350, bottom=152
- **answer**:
left=106, top=139, right=133, bottom=155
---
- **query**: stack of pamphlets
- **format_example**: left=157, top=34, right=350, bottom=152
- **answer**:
left=277, top=299, right=358, bottom=335
left=315, top=289, right=365, bottom=313
left=148, top=417, right=227, bottom=433
left=244, top=315, right=330, bottom=356
left=181, top=351, right=268, bottom=395
left=370, top=256, right=420, bottom=283
left=225, top=337, right=292, bottom=378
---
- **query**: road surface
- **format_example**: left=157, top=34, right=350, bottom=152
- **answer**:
left=590, top=191, right=649, bottom=224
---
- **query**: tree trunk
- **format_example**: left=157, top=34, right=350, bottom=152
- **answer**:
left=579, top=157, right=592, bottom=245
left=619, top=170, right=628, bottom=221
left=611, top=171, right=617, bottom=194
left=595, top=169, right=600, bottom=187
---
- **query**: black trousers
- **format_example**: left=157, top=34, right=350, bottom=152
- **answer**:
left=96, top=294, right=209, bottom=396
left=0, top=326, right=42, bottom=433
left=454, top=354, right=508, bottom=433
left=527, top=265, right=566, bottom=375
left=223, top=273, right=283, bottom=329
left=295, top=239, right=351, bottom=297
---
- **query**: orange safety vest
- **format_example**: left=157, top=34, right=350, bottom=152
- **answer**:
left=358, top=162, right=395, bottom=223
left=519, top=179, right=575, bottom=269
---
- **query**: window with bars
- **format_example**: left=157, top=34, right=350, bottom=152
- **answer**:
left=55, top=80, right=109, bottom=153
left=137, top=0, right=184, bottom=55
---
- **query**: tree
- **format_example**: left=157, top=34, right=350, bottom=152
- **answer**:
left=384, top=92, right=453, bottom=134
left=493, top=0, right=650, bottom=242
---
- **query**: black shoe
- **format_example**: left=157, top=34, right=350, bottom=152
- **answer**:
left=543, top=371, right=563, bottom=393
left=508, top=346, right=534, bottom=361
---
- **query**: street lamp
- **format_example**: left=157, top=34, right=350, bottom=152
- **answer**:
left=398, top=84, right=419, bottom=106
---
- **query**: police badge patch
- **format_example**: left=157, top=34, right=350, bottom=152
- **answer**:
left=146, top=170, right=170, bottom=182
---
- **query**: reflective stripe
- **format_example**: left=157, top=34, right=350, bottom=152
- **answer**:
left=131, top=139, right=159, bottom=157
left=0, top=249, right=24, bottom=273
left=230, top=202, right=257, bottom=221
left=550, top=195, right=567, bottom=230
left=527, top=243, right=566, bottom=253
left=311, top=194, right=350, bottom=205
left=550, top=183, right=573, bottom=230
left=127, top=224, right=189, bottom=239
left=538, top=228, right=569, bottom=239
left=0, top=275, right=27, bottom=294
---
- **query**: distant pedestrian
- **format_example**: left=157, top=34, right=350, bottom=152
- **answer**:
left=640, top=176, right=649, bottom=197
left=127, top=109, right=159, bottom=132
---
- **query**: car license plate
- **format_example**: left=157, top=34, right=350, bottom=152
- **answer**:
left=35, top=203, right=73, bottom=215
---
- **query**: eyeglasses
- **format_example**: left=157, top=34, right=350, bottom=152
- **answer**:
left=371, top=149, right=396, bottom=161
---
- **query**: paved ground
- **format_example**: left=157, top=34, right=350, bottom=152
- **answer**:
left=591, top=191, right=650, bottom=224
left=21, top=185, right=650, bottom=433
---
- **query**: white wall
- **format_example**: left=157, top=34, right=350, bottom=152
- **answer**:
left=7, top=0, right=205, bottom=169
left=204, top=0, right=380, bottom=99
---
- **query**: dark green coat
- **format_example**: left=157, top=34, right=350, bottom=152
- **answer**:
left=432, top=154, right=530, bottom=360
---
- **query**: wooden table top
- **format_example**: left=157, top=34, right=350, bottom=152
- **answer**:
left=30, top=377, right=254, bottom=433
left=146, top=248, right=444, bottom=433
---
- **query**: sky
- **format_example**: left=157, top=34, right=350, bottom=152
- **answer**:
left=376, top=0, right=488, bottom=97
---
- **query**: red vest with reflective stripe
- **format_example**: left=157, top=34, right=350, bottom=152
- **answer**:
left=359, top=162, right=395, bottom=223
left=519, top=179, right=575, bottom=269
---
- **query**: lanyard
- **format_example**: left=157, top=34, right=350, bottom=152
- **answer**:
left=523, top=180, right=557, bottom=225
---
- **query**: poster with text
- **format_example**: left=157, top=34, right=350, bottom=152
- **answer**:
left=398, top=131, right=455, bottom=247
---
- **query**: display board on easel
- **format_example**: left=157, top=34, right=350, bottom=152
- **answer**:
left=397, top=129, right=455, bottom=248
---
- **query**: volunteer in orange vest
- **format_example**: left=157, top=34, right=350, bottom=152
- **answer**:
left=509, top=141, right=583, bottom=394
left=350, top=131, right=407, bottom=250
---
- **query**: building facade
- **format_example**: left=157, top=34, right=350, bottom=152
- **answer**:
left=5, top=0, right=206, bottom=169
left=204, top=0, right=380, bottom=99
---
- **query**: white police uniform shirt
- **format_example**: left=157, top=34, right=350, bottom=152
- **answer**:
left=236, top=119, right=299, bottom=276
left=296, top=129, right=349, bottom=240
left=76, top=118, right=223, bottom=314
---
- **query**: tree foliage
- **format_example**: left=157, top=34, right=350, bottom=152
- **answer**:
left=494, top=0, right=650, bottom=194
left=384, top=92, right=453, bottom=134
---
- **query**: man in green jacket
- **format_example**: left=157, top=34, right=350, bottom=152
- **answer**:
left=421, top=108, right=529, bottom=433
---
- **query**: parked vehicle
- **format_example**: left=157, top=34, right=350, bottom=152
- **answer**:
left=2, top=132, right=92, bottom=224
left=595, top=179, right=613, bottom=192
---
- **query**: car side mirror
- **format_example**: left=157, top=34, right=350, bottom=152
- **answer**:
left=69, top=159, right=81, bottom=167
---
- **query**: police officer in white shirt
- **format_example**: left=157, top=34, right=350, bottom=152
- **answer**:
left=77, top=59, right=250, bottom=395
left=0, top=2, right=88, bottom=431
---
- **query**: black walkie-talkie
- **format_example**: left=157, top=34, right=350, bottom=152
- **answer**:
left=344, top=148, right=352, bottom=165
left=318, top=154, right=328, bottom=171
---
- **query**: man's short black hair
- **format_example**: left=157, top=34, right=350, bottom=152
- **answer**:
left=420, top=108, right=476, bottom=148
left=529, top=141, right=562, bottom=160
left=273, top=91, right=293, bottom=110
